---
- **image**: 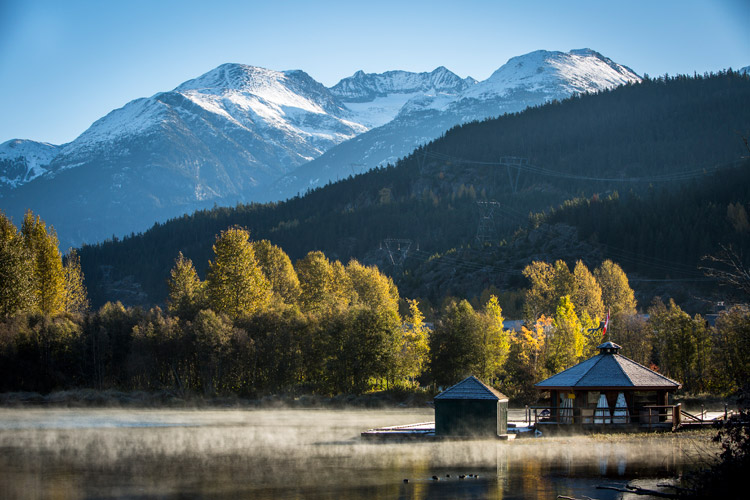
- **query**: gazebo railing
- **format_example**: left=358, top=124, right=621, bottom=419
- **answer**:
left=529, top=404, right=680, bottom=429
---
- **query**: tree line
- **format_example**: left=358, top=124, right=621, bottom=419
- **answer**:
left=2, top=212, right=749, bottom=401
left=505, top=258, right=750, bottom=401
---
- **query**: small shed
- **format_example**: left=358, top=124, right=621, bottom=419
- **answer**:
left=434, top=375, right=508, bottom=437
left=534, top=342, right=682, bottom=430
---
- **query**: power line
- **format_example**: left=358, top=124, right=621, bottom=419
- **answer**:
left=422, top=151, right=745, bottom=184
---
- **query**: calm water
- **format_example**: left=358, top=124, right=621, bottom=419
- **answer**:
left=0, top=408, right=714, bottom=499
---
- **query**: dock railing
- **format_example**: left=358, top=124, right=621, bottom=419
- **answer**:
left=530, top=404, right=681, bottom=430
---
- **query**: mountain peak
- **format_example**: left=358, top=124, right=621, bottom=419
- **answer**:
left=0, top=139, right=60, bottom=189
left=329, top=66, right=471, bottom=103
left=462, top=48, right=641, bottom=100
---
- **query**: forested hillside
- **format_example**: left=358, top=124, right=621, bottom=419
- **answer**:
left=77, top=71, right=750, bottom=310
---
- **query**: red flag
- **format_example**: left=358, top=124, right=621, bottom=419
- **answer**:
left=602, top=309, right=610, bottom=338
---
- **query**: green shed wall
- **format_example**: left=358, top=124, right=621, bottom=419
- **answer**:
left=435, top=399, right=507, bottom=437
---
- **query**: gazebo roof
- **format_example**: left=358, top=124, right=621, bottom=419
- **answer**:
left=535, top=342, right=681, bottom=390
left=435, top=375, right=508, bottom=401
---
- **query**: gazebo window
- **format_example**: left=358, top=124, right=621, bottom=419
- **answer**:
left=587, top=391, right=600, bottom=406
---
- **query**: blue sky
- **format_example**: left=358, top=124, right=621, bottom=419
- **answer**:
left=1, top=0, right=748, bottom=145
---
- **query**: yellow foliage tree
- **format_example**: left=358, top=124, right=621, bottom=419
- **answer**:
left=205, top=227, right=271, bottom=320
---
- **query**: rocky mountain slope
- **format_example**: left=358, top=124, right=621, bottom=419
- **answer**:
left=268, top=49, right=640, bottom=201
left=1, top=49, right=640, bottom=248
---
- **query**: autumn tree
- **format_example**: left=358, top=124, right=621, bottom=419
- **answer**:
left=594, top=260, right=637, bottom=317
left=714, top=305, right=750, bottom=393
left=612, top=313, right=652, bottom=366
left=551, top=260, right=574, bottom=301
left=62, top=249, right=89, bottom=314
left=648, top=298, right=705, bottom=390
left=346, top=259, right=399, bottom=315
left=477, top=295, right=510, bottom=382
left=22, top=211, right=65, bottom=315
left=523, top=261, right=556, bottom=321
left=296, top=251, right=351, bottom=314
left=253, top=240, right=301, bottom=306
left=546, top=296, right=583, bottom=374
left=506, top=315, right=552, bottom=401
left=167, top=252, right=204, bottom=320
left=571, top=260, right=604, bottom=320
left=0, top=211, right=34, bottom=318
left=398, top=298, right=430, bottom=385
left=205, top=227, right=271, bottom=320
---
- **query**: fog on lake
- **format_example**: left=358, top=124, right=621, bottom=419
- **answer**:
left=0, top=408, right=716, bottom=499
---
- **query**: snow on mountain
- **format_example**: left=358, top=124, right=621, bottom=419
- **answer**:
left=461, top=49, right=639, bottom=101
left=0, top=139, right=60, bottom=191
left=331, top=67, right=475, bottom=127
left=1, top=63, right=370, bottom=248
left=331, top=67, right=473, bottom=101
left=57, top=64, right=366, bottom=166
left=741, top=66, right=750, bottom=76
left=2, top=50, right=643, bottom=247
left=269, top=49, right=641, bottom=201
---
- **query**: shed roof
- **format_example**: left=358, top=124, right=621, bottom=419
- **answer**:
left=535, top=344, right=681, bottom=390
left=434, top=375, right=508, bottom=401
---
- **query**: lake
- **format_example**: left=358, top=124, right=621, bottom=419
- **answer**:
left=0, top=407, right=715, bottom=499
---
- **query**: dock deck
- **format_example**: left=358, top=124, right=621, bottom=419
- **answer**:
left=361, top=421, right=528, bottom=440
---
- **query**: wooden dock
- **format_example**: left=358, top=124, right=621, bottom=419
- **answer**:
left=361, top=421, right=522, bottom=440
left=361, top=421, right=436, bottom=440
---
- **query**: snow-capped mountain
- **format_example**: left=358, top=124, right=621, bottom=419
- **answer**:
left=0, top=139, right=60, bottom=191
left=52, top=64, right=366, bottom=179
left=1, top=64, right=368, bottom=246
left=741, top=66, right=750, bottom=76
left=267, top=49, right=640, bottom=201
left=330, top=67, right=475, bottom=127
left=2, top=49, right=641, bottom=248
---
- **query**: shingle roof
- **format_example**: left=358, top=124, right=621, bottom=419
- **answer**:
left=434, top=375, right=508, bottom=401
left=535, top=350, right=681, bottom=389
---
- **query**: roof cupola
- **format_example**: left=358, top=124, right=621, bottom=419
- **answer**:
left=597, top=341, right=621, bottom=355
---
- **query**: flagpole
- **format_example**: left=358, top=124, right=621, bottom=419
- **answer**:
left=602, top=307, right=610, bottom=342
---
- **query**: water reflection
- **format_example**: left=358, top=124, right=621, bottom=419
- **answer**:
left=0, top=408, right=712, bottom=499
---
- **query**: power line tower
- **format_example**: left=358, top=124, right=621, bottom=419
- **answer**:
left=383, top=238, right=412, bottom=268
left=476, top=201, right=500, bottom=245
left=499, top=156, right=528, bottom=193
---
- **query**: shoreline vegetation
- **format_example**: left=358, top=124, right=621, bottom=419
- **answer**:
left=0, top=388, right=735, bottom=415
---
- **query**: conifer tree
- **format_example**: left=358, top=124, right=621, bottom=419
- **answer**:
left=205, top=227, right=271, bottom=320
left=167, top=252, right=204, bottom=320
left=62, top=249, right=89, bottom=314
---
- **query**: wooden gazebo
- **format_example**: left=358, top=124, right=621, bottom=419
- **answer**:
left=533, top=342, right=682, bottom=431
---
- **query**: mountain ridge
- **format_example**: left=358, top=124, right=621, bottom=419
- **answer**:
left=2, top=49, right=643, bottom=248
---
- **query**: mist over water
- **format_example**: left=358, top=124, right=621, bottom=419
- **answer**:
left=0, top=408, right=716, bottom=499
